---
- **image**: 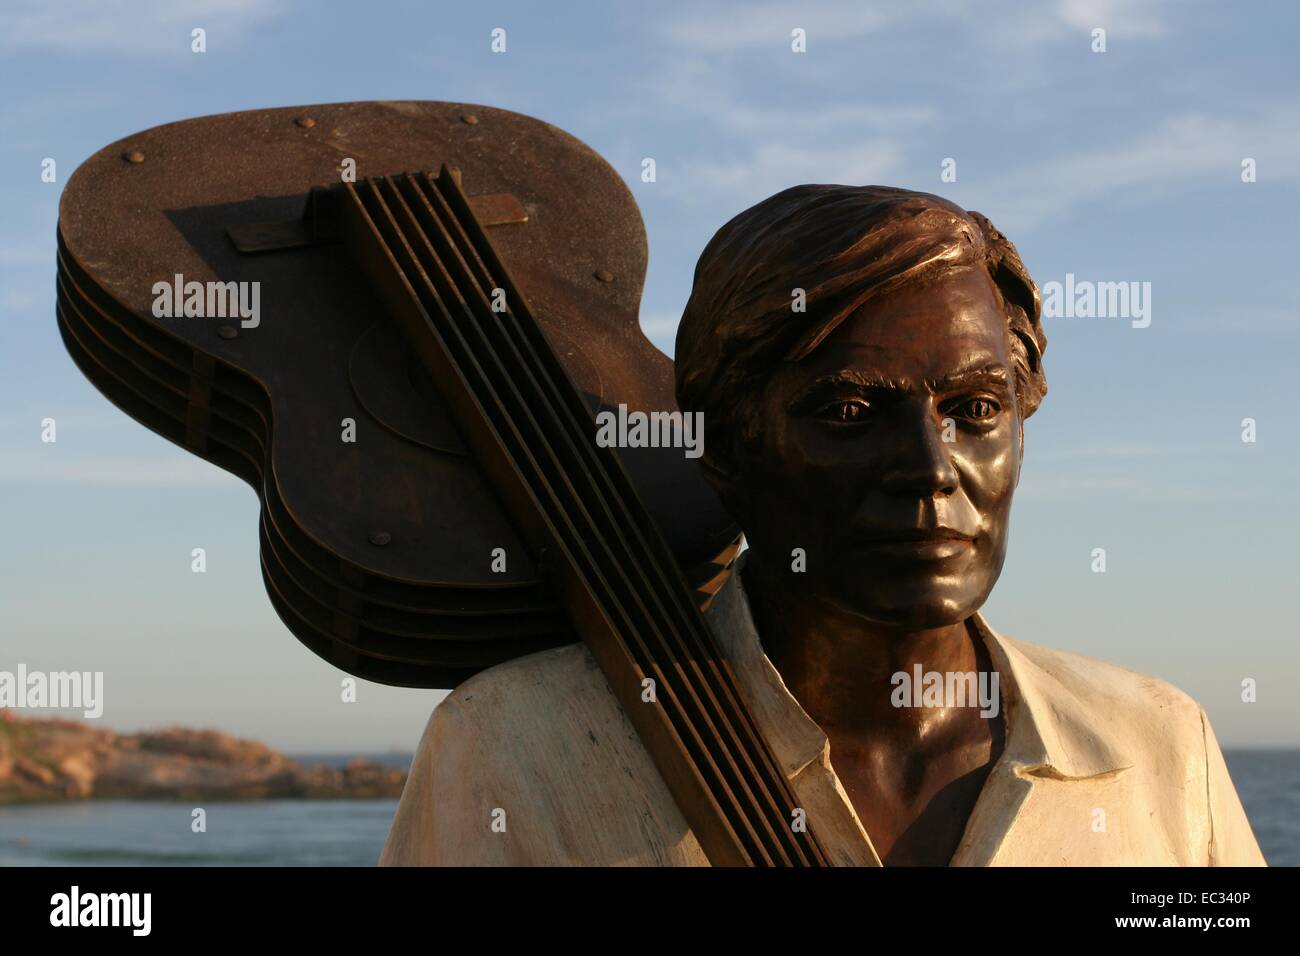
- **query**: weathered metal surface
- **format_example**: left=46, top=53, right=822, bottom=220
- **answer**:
left=56, top=101, right=739, bottom=688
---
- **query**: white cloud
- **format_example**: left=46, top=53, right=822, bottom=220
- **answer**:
left=636, top=50, right=933, bottom=148
left=718, top=103, right=936, bottom=137
left=638, top=0, right=1197, bottom=216
left=637, top=54, right=919, bottom=208
left=974, top=109, right=1300, bottom=231
left=1, top=0, right=282, bottom=56
left=981, top=0, right=1171, bottom=48
left=1057, top=0, right=1167, bottom=37
left=655, top=0, right=1169, bottom=54
left=664, top=138, right=902, bottom=207
left=657, top=2, right=903, bottom=54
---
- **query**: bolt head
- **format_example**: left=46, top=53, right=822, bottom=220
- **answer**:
left=368, top=531, right=392, bottom=547
left=123, top=151, right=145, bottom=164
left=460, top=114, right=479, bottom=126
left=217, top=325, right=238, bottom=340
left=295, top=117, right=316, bottom=129
left=594, top=270, right=615, bottom=283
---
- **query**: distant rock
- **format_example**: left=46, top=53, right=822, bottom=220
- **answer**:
left=0, top=711, right=406, bottom=804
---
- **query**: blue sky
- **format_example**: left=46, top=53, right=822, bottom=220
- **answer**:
left=2, top=0, right=1297, bottom=750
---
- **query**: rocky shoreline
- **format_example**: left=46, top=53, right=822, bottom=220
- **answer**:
left=0, top=711, right=406, bottom=804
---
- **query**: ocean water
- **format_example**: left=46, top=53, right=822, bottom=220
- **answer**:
left=0, top=798, right=398, bottom=866
left=1, top=751, right=1294, bottom=866
left=0, top=753, right=407, bottom=867
left=1223, top=750, right=1299, bottom=867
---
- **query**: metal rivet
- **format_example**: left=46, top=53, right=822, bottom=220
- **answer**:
left=460, top=114, right=479, bottom=126
left=295, top=117, right=316, bottom=129
left=123, top=151, right=145, bottom=164
left=368, top=531, right=392, bottom=547
left=217, top=325, right=238, bottom=340
left=594, top=270, right=614, bottom=283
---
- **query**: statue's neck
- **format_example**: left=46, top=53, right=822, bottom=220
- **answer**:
left=740, top=559, right=984, bottom=734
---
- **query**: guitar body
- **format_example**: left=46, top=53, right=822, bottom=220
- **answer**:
left=57, top=101, right=740, bottom=689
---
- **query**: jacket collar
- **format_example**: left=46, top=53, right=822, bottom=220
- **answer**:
left=704, top=555, right=1133, bottom=795
left=968, top=611, right=1133, bottom=781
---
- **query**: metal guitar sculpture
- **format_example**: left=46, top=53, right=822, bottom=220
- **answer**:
left=56, top=101, right=828, bottom=866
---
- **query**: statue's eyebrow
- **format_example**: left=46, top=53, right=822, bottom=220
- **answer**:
left=788, top=363, right=1009, bottom=412
left=926, top=363, right=1010, bottom=394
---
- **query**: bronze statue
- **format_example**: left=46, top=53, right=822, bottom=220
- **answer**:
left=384, top=184, right=1265, bottom=867
left=676, top=185, right=1036, bottom=865
left=55, top=103, right=1264, bottom=866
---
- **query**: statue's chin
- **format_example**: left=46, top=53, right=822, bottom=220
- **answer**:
left=814, top=578, right=996, bottom=632
left=827, top=598, right=970, bottom=631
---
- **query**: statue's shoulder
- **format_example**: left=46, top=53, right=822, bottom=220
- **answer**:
left=992, top=629, right=1208, bottom=747
left=435, top=641, right=618, bottom=734
left=419, top=642, right=704, bottom=865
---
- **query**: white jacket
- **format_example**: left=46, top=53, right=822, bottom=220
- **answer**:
left=381, top=567, right=1266, bottom=866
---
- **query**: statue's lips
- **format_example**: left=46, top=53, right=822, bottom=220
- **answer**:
left=852, top=527, right=976, bottom=561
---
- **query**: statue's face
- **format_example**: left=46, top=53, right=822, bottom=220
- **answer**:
left=731, top=266, right=1022, bottom=629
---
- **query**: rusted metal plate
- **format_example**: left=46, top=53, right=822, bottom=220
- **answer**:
left=227, top=191, right=527, bottom=253
left=467, top=191, right=529, bottom=226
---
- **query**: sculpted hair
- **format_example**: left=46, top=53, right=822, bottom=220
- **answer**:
left=674, top=185, right=1047, bottom=467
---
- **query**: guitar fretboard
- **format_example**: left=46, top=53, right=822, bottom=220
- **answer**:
left=335, top=166, right=829, bottom=866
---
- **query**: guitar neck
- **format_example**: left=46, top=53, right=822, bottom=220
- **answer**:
left=324, top=165, right=829, bottom=866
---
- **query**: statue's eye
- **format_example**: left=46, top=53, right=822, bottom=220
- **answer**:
left=956, top=397, right=999, bottom=421
left=815, top=399, right=872, bottom=424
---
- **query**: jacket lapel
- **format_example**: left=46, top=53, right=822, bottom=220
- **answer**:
left=703, top=563, right=1135, bottom=866
left=950, top=613, right=1135, bottom=865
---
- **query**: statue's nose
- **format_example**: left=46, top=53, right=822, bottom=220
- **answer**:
left=879, top=404, right=959, bottom=498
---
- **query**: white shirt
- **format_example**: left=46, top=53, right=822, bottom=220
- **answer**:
left=380, top=564, right=1266, bottom=866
